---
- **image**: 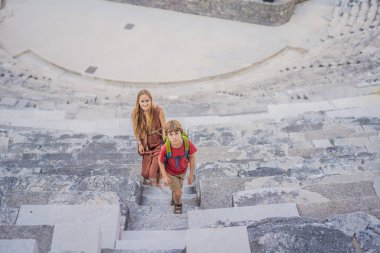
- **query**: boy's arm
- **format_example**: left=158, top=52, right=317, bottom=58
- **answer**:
left=188, top=154, right=196, bottom=185
left=158, top=160, right=170, bottom=186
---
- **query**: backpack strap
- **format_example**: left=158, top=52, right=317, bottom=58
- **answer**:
left=165, top=137, right=172, bottom=159
left=182, top=135, right=190, bottom=160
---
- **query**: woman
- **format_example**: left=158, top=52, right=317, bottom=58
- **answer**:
left=132, top=90, right=166, bottom=186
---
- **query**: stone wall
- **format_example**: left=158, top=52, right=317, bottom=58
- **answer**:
left=108, top=0, right=301, bottom=26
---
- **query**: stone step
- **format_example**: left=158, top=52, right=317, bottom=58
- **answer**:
left=142, top=184, right=195, bottom=195
left=115, top=230, right=186, bottom=252
left=244, top=175, right=301, bottom=191
left=128, top=213, right=189, bottom=231
left=116, top=238, right=185, bottom=251
left=40, top=164, right=140, bottom=178
left=298, top=196, right=380, bottom=219
left=304, top=180, right=377, bottom=200
left=16, top=204, right=121, bottom=250
left=188, top=203, right=299, bottom=229
left=232, top=188, right=330, bottom=207
left=121, top=230, right=186, bottom=240
left=0, top=225, right=54, bottom=253
left=51, top=222, right=101, bottom=253
left=247, top=216, right=359, bottom=253
left=302, top=171, right=380, bottom=186
left=0, top=239, right=39, bottom=253
left=0, top=156, right=140, bottom=168
left=139, top=197, right=199, bottom=215
left=0, top=163, right=140, bottom=178
left=0, top=207, right=19, bottom=225
left=141, top=192, right=197, bottom=203
left=198, top=177, right=252, bottom=209
left=186, top=226, right=250, bottom=253
left=0, top=175, right=140, bottom=200
left=8, top=142, right=73, bottom=152
left=1, top=190, right=120, bottom=208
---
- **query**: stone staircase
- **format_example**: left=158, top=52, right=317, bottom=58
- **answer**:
left=1, top=1, right=380, bottom=251
left=2, top=94, right=380, bottom=252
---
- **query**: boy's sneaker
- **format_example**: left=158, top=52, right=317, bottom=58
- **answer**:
left=174, top=203, right=182, bottom=214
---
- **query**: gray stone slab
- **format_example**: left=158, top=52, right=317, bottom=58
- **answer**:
left=312, top=139, right=332, bottom=148
left=0, top=97, right=18, bottom=106
left=304, top=127, right=355, bottom=140
left=121, top=230, right=186, bottom=240
left=244, top=176, right=300, bottom=190
left=334, top=137, right=370, bottom=146
left=304, top=181, right=377, bottom=200
left=325, top=212, right=380, bottom=237
left=16, top=204, right=120, bottom=249
left=0, top=175, right=140, bottom=206
left=287, top=166, right=323, bottom=180
left=298, top=196, right=380, bottom=219
left=0, top=239, right=39, bottom=253
left=102, top=249, right=183, bottom=253
left=374, top=177, right=380, bottom=197
left=197, top=161, right=248, bottom=179
left=247, top=217, right=356, bottom=253
left=51, top=223, right=101, bottom=253
left=128, top=212, right=189, bottom=231
left=0, top=207, right=19, bottom=225
left=199, top=177, right=251, bottom=209
left=1, top=190, right=120, bottom=208
left=186, top=226, right=250, bottom=253
left=233, top=188, right=329, bottom=207
left=15, top=98, right=31, bottom=108
left=188, top=203, right=299, bottom=229
left=0, top=225, right=54, bottom=253
left=303, top=172, right=380, bottom=185
left=142, top=184, right=195, bottom=195
left=116, top=238, right=185, bottom=251
left=288, top=147, right=324, bottom=159
left=0, top=136, right=9, bottom=147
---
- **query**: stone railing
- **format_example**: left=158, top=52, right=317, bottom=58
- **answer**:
left=108, top=0, right=301, bottom=26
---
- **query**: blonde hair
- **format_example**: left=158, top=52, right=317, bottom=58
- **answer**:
left=164, top=120, right=184, bottom=135
left=132, top=90, right=154, bottom=139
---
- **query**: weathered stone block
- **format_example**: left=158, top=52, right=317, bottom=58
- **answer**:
left=16, top=204, right=121, bottom=249
left=188, top=203, right=299, bottom=229
left=0, top=225, right=54, bottom=253
left=186, top=226, right=250, bottom=253
left=199, top=177, right=250, bottom=209
left=247, top=217, right=356, bottom=252
left=0, top=239, right=39, bottom=253
left=233, top=188, right=329, bottom=207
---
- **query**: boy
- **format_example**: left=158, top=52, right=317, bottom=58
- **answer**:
left=158, top=120, right=197, bottom=214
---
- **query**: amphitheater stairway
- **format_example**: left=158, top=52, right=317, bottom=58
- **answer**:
left=1, top=109, right=380, bottom=252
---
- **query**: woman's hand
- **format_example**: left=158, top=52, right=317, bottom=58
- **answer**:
left=138, top=143, right=144, bottom=154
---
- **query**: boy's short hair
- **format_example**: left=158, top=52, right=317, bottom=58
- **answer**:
left=164, top=120, right=184, bottom=135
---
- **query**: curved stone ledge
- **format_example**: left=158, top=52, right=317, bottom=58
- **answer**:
left=108, top=0, right=300, bottom=26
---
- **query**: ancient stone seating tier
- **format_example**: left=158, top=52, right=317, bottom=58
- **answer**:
left=328, top=0, right=379, bottom=37
left=1, top=105, right=380, bottom=252
left=1, top=1, right=380, bottom=251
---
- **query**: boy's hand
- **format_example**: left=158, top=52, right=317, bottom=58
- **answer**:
left=188, top=174, right=195, bottom=185
left=162, top=175, right=171, bottom=186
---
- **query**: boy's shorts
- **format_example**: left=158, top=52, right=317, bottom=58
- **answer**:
left=168, top=172, right=185, bottom=192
